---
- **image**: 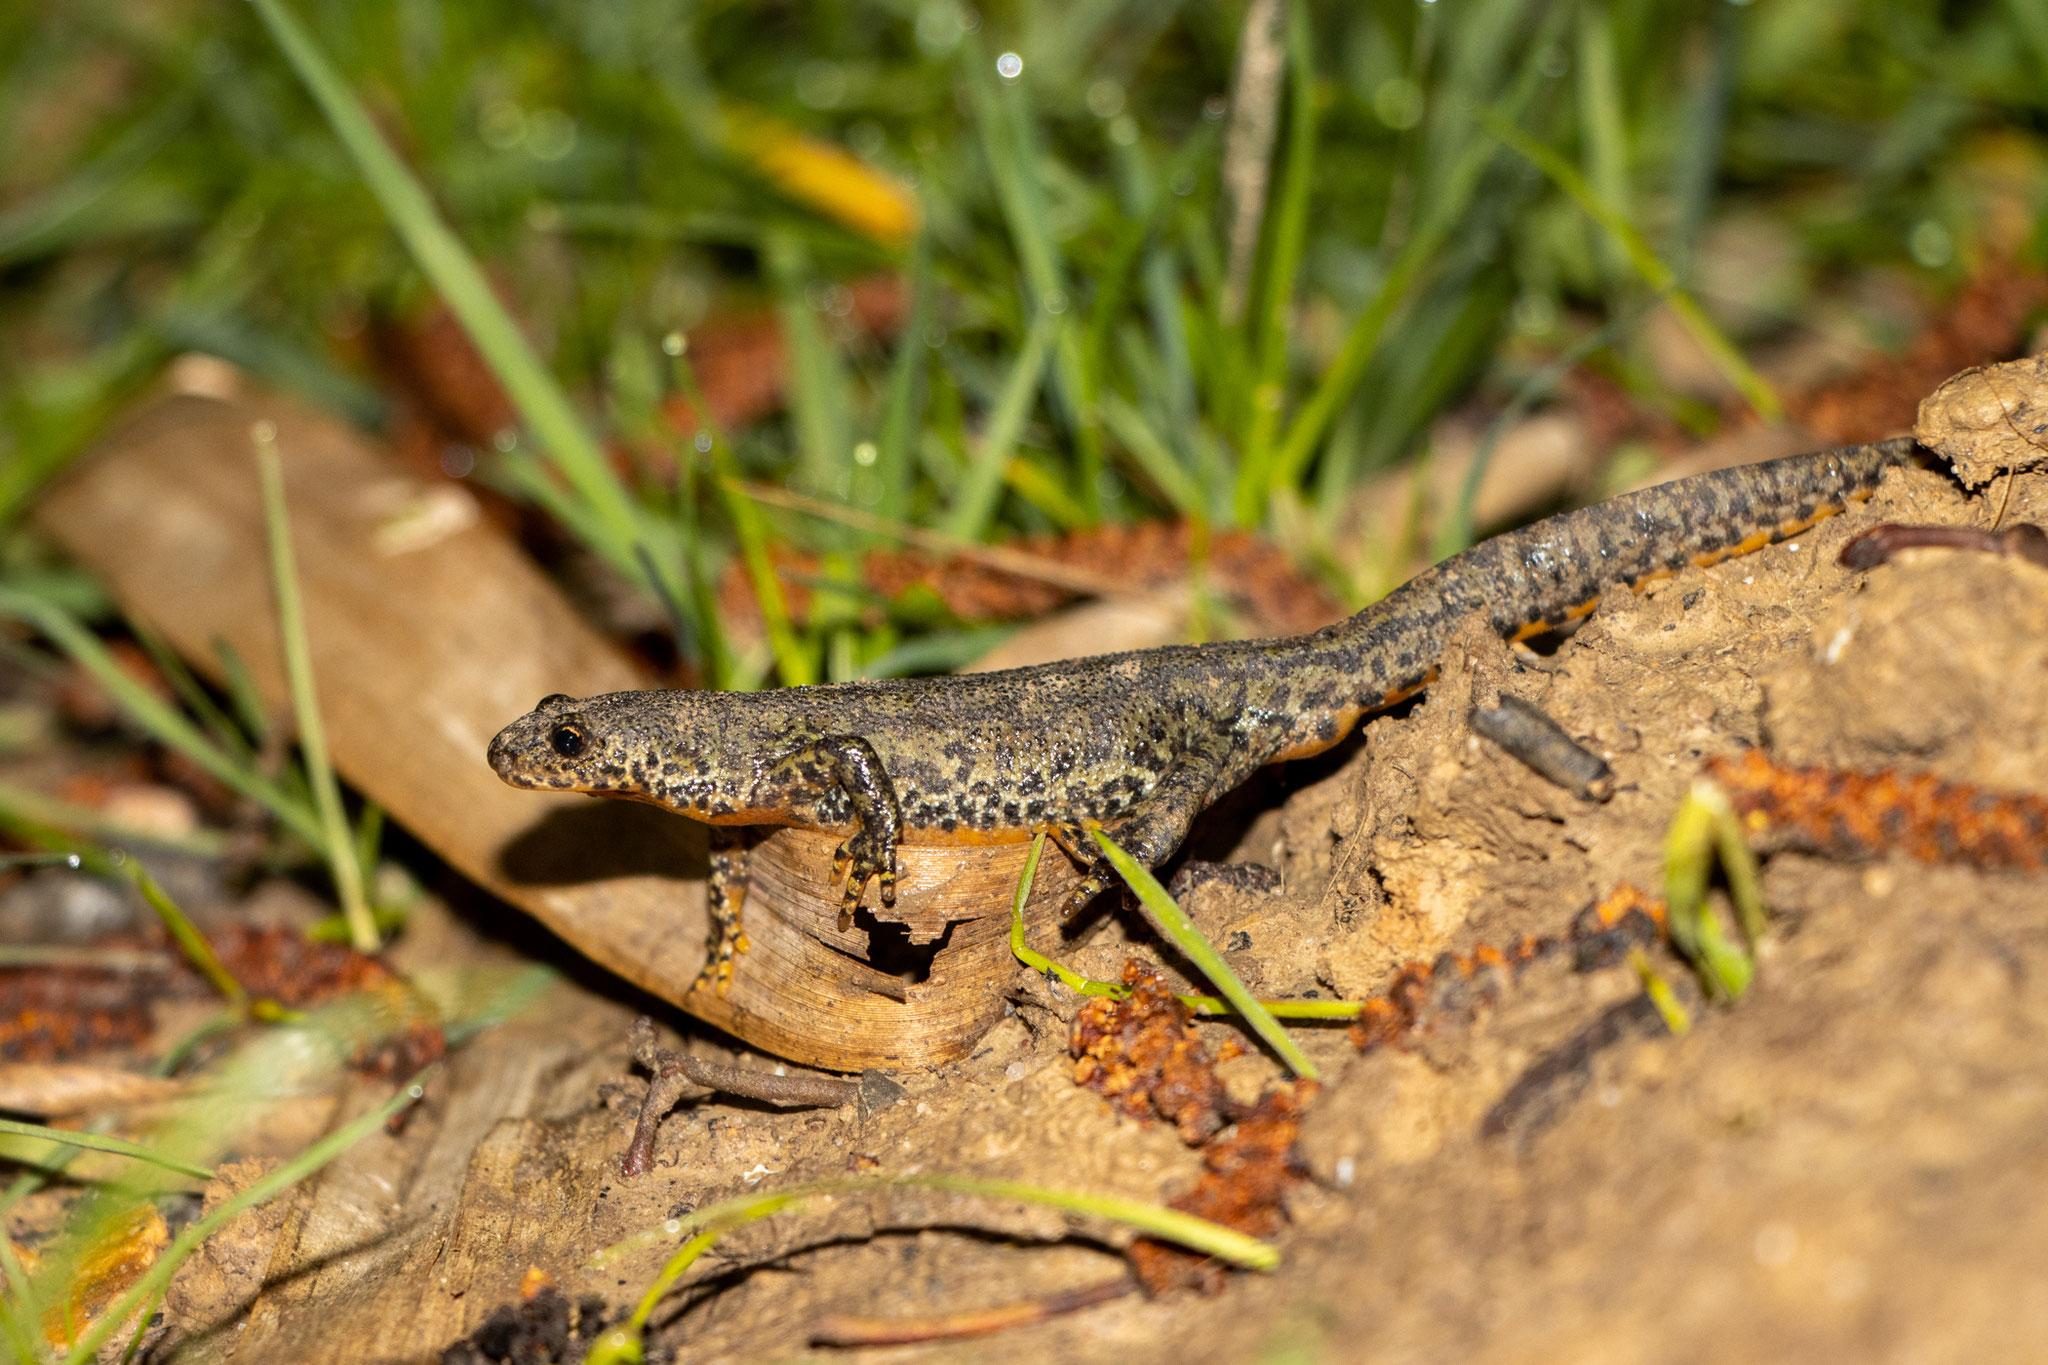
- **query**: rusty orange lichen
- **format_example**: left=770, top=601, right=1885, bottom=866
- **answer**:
left=1348, top=935, right=1556, bottom=1053
left=1069, top=962, right=1319, bottom=1296
left=1707, top=749, right=2048, bottom=873
left=1070, top=960, right=1234, bottom=1145
left=1126, top=1079, right=1318, bottom=1297
left=0, top=952, right=161, bottom=1063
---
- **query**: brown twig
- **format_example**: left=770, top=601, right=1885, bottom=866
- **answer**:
left=622, top=1017, right=860, bottom=1177
left=1838, top=521, right=2048, bottom=571
left=1469, top=693, right=1615, bottom=801
left=811, top=1276, right=1133, bottom=1347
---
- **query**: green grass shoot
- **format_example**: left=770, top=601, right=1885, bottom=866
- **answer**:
left=1009, top=833, right=1361, bottom=1020
left=1662, top=777, right=1767, bottom=1001
left=1089, top=829, right=1321, bottom=1079
left=586, top=1168, right=1276, bottom=1360
left=245, top=0, right=682, bottom=611
left=0, top=1122, right=212, bottom=1184
left=253, top=422, right=377, bottom=952
left=1479, top=107, right=1783, bottom=423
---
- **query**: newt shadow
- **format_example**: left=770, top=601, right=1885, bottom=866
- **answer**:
left=494, top=799, right=708, bottom=887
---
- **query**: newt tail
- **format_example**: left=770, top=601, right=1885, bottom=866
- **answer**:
left=488, top=438, right=1919, bottom=991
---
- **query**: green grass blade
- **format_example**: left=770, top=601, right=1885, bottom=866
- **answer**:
left=666, top=425, right=736, bottom=691
left=941, top=310, right=1058, bottom=541
left=0, top=1231, right=43, bottom=1365
left=1478, top=107, right=1783, bottom=422
left=962, top=34, right=1101, bottom=519
left=59, top=1066, right=437, bottom=1365
left=1009, top=834, right=1123, bottom=998
left=1002, top=451, right=1089, bottom=530
left=254, top=423, right=376, bottom=953
left=1090, top=829, right=1319, bottom=1079
left=963, top=34, right=1066, bottom=320
left=0, top=781, right=224, bottom=858
left=1662, top=779, right=1759, bottom=1001
left=1183, top=996, right=1358, bottom=1019
left=1265, top=212, right=1439, bottom=499
left=673, top=359, right=815, bottom=687
left=210, top=638, right=271, bottom=748
left=0, top=1120, right=212, bottom=1183
left=245, top=0, right=678, bottom=604
left=1574, top=3, right=1631, bottom=290
left=1235, top=0, right=1318, bottom=524
left=1667, top=4, right=1739, bottom=276
left=2004, top=0, right=2048, bottom=86
left=127, top=860, right=249, bottom=1015
left=1011, top=835, right=1360, bottom=1018
left=874, top=232, right=932, bottom=528
left=129, top=623, right=252, bottom=764
left=594, top=1171, right=1276, bottom=1277
left=1099, top=394, right=1205, bottom=517
left=1433, top=302, right=1651, bottom=557
left=617, top=1196, right=808, bottom=1345
left=890, top=1172, right=1278, bottom=1268
left=585, top=1164, right=1272, bottom=1363
left=766, top=230, right=855, bottom=503
left=0, top=92, right=192, bottom=268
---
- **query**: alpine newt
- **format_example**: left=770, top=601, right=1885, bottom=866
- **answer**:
left=488, top=438, right=1919, bottom=994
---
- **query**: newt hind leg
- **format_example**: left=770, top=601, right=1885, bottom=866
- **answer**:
left=693, top=827, right=751, bottom=998
left=1046, top=753, right=1246, bottom=917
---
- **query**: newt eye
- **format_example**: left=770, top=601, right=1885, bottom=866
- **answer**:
left=538, top=693, right=573, bottom=709
left=548, top=724, right=587, bottom=759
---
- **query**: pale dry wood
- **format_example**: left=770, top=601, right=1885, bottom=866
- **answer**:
left=0, top=1062, right=184, bottom=1116
left=34, top=394, right=1072, bottom=1071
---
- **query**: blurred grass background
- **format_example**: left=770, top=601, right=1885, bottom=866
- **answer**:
left=4, top=0, right=2046, bottom=690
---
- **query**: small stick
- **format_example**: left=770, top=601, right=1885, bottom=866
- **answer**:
left=812, top=1275, right=1133, bottom=1347
left=1469, top=694, right=1614, bottom=802
left=621, top=1017, right=859, bottom=1178
left=1838, top=522, right=2048, bottom=571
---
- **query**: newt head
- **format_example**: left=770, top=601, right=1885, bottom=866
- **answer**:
left=488, top=691, right=705, bottom=811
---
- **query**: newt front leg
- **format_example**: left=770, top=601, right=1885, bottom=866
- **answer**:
left=692, top=827, right=751, bottom=999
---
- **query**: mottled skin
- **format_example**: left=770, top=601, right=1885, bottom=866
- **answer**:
left=489, top=439, right=1918, bottom=994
